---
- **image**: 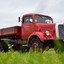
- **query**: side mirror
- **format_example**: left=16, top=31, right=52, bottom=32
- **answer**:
left=18, top=17, right=22, bottom=22
left=18, top=17, right=21, bottom=22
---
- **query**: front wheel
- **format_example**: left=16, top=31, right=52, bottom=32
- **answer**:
left=28, top=38, right=43, bottom=52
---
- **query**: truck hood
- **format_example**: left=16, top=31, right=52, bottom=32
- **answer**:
left=35, top=23, right=56, bottom=38
left=35, top=23, right=55, bottom=30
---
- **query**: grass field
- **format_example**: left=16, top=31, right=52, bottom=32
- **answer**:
left=0, top=49, right=64, bottom=64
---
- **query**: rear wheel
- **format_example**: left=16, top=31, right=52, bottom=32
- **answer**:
left=0, top=40, right=8, bottom=52
left=28, top=38, right=43, bottom=52
left=0, top=42, right=3, bottom=51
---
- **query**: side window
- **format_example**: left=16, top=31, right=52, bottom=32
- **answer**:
left=23, top=16, right=33, bottom=23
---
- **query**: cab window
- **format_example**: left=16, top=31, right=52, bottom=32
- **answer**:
left=23, top=16, right=33, bottom=23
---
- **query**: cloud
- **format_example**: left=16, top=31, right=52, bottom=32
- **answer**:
left=0, top=0, right=38, bottom=28
left=35, top=0, right=64, bottom=23
left=0, top=0, right=64, bottom=28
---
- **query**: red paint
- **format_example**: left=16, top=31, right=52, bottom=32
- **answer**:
left=21, top=13, right=56, bottom=42
left=0, top=13, right=56, bottom=43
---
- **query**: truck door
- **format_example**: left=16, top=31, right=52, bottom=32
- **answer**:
left=22, top=16, right=34, bottom=39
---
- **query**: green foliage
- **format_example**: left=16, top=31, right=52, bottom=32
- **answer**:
left=0, top=50, right=64, bottom=64
left=0, top=40, right=64, bottom=64
left=53, top=40, right=64, bottom=53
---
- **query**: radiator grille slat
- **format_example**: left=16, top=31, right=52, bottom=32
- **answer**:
left=58, top=25, right=64, bottom=40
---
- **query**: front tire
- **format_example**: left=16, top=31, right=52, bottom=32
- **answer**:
left=28, top=38, right=43, bottom=51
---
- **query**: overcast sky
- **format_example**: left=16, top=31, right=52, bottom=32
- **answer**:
left=0, top=0, right=64, bottom=28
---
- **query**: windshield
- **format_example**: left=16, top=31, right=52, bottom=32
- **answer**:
left=35, top=15, right=53, bottom=23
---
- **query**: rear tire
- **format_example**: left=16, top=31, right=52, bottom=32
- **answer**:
left=0, top=40, right=8, bottom=52
left=0, top=42, right=4, bottom=51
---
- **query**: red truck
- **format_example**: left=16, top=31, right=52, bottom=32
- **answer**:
left=0, top=13, right=64, bottom=51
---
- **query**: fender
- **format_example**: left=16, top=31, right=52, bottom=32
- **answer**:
left=28, top=32, right=46, bottom=42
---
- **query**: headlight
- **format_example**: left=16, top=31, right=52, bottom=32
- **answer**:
left=45, top=31, right=50, bottom=36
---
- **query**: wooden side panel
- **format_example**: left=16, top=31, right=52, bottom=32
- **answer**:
left=0, top=26, right=21, bottom=36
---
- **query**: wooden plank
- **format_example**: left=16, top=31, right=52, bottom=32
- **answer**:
left=0, top=26, right=21, bottom=36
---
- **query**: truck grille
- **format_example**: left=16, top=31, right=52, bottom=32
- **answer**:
left=58, top=24, right=64, bottom=40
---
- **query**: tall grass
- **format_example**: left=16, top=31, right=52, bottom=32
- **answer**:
left=0, top=50, right=64, bottom=64
left=0, top=40, right=64, bottom=64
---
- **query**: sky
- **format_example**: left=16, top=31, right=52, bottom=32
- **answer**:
left=0, top=0, right=64, bottom=28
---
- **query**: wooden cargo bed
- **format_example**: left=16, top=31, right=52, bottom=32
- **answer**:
left=0, top=26, right=21, bottom=37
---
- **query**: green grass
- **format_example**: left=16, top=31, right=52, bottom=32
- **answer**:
left=0, top=50, right=64, bottom=64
